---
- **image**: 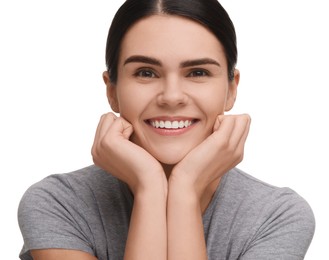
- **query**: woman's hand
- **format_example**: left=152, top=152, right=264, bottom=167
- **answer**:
left=91, top=112, right=167, bottom=195
left=167, top=114, right=251, bottom=260
left=170, top=114, right=251, bottom=201
left=92, top=112, right=168, bottom=260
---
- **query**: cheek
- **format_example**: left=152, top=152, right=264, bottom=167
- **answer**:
left=116, top=84, right=152, bottom=122
left=115, top=81, right=138, bottom=112
left=197, top=88, right=228, bottom=115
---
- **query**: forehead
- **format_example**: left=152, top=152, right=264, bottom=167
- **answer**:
left=119, top=15, right=227, bottom=66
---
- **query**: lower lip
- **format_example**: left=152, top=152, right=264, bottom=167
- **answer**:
left=146, top=122, right=197, bottom=136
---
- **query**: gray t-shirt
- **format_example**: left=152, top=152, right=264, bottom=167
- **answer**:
left=18, top=165, right=315, bottom=260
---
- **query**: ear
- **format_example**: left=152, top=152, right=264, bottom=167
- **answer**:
left=225, top=69, right=240, bottom=112
left=103, top=71, right=119, bottom=113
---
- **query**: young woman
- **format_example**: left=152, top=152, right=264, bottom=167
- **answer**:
left=18, top=0, right=315, bottom=259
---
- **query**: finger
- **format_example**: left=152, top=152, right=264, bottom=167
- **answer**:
left=212, top=114, right=225, bottom=132
left=228, top=114, right=251, bottom=148
left=109, top=116, right=134, bottom=140
left=235, top=115, right=251, bottom=155
left=209, top=114, right=250, bottom=163
left=92, top=114, right=106, bottom=153
left=211, top=115, right=236, bottom=145
left=223, top=115, right=250, bottom=166
left=98, top=112, right=117, bottom=139
left=91, top=112, right=116, bottom=157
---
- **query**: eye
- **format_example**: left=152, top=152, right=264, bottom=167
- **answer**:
left=187, top=69, right=210, bottom=78
left=134, top=68, right=158, bottom=78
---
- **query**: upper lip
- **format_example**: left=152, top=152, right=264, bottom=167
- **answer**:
left=145, top=116, right=197, bottom=122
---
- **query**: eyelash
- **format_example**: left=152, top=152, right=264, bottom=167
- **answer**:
left=133, top=68, right=211, bottom=79
left=187, top=69, right=210, bottom=78
left=134, top=68, right=158, bottom=78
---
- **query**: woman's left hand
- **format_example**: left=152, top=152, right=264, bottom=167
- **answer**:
left=170, top=114, right=251, bottom=200
left=167, top=114, right=251, bottom=259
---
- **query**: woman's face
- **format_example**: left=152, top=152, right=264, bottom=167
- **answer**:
left=105, top=15, right=239, bottom=165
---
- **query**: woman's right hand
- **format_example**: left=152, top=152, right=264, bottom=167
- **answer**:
left=92, top=112, right=168, bottom=259
left=91, top=112, right=167, bottom=195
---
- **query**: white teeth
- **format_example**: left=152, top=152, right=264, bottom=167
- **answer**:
left=150, top=120, right=193, bottom=129
left=172, top=121, right=179, bottom=129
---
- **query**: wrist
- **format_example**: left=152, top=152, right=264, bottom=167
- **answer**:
left=169, top=170, right=221, bottom=214
left=168, top=177, right=201, bottom=210
left=134, top=176, right=168, bottom=199
left=169, top=168, right=205, bottom=201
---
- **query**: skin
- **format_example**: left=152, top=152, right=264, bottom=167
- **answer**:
left=31, top=15, right=251, bottom=260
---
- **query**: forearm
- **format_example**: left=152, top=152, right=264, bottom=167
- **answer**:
left=124, top=186, right=167, bottom=260
left=167, top=181, right=208, bottom=260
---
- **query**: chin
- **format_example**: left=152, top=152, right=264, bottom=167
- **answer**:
left=157, top=157, right=182, bottom=166
left=156, top=156, right=182, bottom=176
left=152, top=148, right=189, bottom=165
left=132, top=134, right=202, bottom=167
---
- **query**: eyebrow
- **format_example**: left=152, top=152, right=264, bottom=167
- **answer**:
left=123, top=55, right=220, bottom=68
left=124, top=55, right=162, bottom=66
left=180, top=58, right=220, bottom=68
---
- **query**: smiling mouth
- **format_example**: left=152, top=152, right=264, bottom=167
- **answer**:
left=146, top=119, right=198, bottom=129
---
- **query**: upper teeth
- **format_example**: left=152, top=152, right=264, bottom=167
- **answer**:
left=150, top=120, right=192, bottom=129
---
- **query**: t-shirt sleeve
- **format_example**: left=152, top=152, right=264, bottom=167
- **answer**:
left=241, top=188, right=315, bottom=260
left=18, top=175, right=96, bottom=260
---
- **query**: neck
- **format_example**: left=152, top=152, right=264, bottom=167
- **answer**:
left=161, top=163, right=174, bottom=179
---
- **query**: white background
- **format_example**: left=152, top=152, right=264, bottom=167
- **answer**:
left=1, top=0, right=328, bottom=258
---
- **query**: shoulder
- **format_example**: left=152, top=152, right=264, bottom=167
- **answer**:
left=18, top=165, right=132, bottom=259
left=214, top=168, right=315, bottom=259
left=223, top=168, right=315, bottom=220
left=19, top=165, right=127, bottom=208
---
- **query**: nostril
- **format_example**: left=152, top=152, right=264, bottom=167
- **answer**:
left=156, top=89, right=188, bottom=107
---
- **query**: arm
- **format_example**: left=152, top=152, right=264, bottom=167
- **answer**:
left=124, top=186, right=167, bottom=260
left=92, top=113, right=167, bottom=260
left=167, top=180, right=208, bottom=260
left=167, top=115, right=251, bottom=260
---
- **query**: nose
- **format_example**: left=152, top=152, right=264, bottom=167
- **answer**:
left=156, top=77, right=188, bottom=107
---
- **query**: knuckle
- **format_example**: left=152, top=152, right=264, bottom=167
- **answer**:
left=99, top=137, right=108, bottom=149
left=243, top=114, right=251, bottom=123
left=219, top=139, right=230, bottom=150
left=101, top=112, right=116, bottom=121
left=237, top=152, right=244, bottom=162
left=226, top=143, right=235, bottom=154
left=100, top=114, right=107, bottom=121
left=91, top=146, right=96, bottom=156
left=91, top=146, right=99, bottom=160
left=234, top=149, right=244, bottom=162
